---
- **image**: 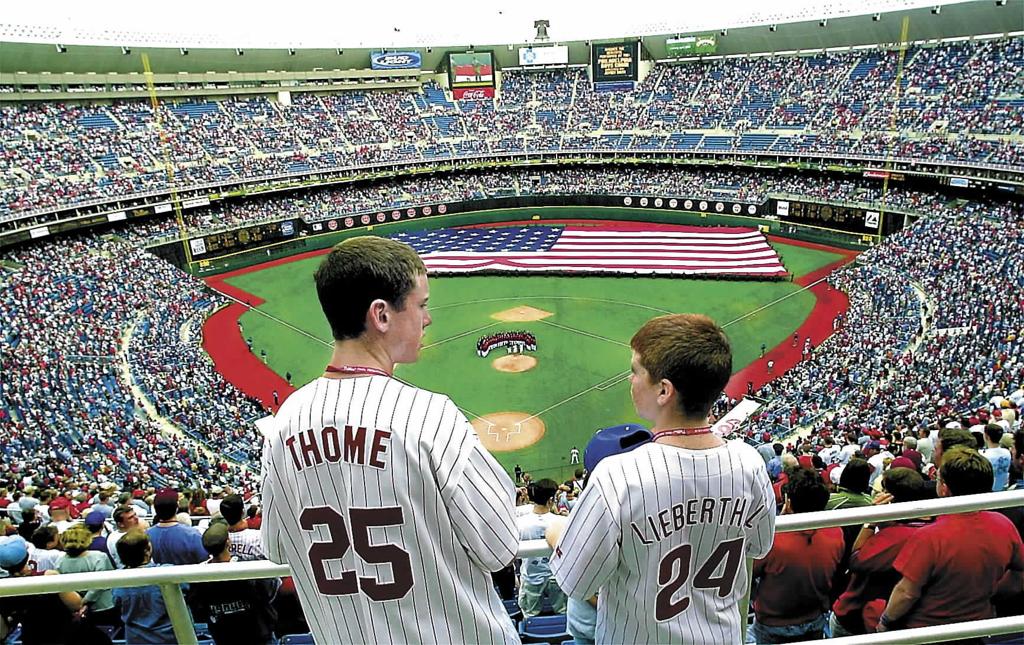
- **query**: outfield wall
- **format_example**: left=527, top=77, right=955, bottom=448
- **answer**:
left=151, top=198, right=892, bottom=276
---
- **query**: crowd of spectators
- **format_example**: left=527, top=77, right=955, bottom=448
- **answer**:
left=0, top=235, right=262, bottom=494
left=2, top=37, right=1022, bottom=221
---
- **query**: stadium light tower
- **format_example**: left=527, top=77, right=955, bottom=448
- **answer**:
left=534, top=19, right=550, bottom=42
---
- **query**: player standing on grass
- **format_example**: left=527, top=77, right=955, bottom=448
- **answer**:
left=550, top=314, right=776, bottom=644
left=261, top=236, right=520, bottom=644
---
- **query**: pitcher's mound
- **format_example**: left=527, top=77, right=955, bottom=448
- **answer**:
left=491, top=305, right=553, bottom=322
left=471, top=412, right=545, bottom=452
left=493, top=355, right=537, bottom=373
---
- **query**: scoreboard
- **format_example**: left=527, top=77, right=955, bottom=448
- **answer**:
left=188, top=220, right=296, bottom=257
left=592, top=42, right=638, bottom=83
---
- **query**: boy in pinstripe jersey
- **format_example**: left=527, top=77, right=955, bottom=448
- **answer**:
left=550, top=314, right=776, bottom=644
left=261, top=236, right=520, bottom=644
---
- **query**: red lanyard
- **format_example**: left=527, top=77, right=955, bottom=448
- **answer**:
left=652, top=426, right=712, bottom=442
left=324, top=365, right=391, bottom=378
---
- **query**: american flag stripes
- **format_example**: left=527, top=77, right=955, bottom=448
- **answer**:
left=391, top=224, right=788, bottom=277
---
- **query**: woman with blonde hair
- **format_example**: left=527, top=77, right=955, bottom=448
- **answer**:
left=58, top=523, right=122, bottom=630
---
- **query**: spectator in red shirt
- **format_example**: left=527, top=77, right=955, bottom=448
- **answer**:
left=830, top=467, right=929, bottom=636
left=750, top=467, right=845, bottom=643
left=878, top=447, right=1024, bottom=634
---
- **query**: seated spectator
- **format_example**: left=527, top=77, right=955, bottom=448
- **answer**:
left=982, top=423, right=1013, bottom=491
left=29, top=524, right=65, bottom=572
left=190, top=524, right=278, bottom=645
left=877, top=447, right=1024, bottom=633
left=831, top=467, right=929, bottom=636
left=826, top=459, right=873, bottom=510
left=113, top=529, right=182, bottom=645
left=0, top=536, right=85, bottom=645
left=146, top=489, right=206, bottom=565
left=218, top=494, right=264, bottom=561
left=57, top=524, right=120, bottom=629
left=106, top=505, right=142, bottom=569
left=517, top=478, right=567, bottom=616
left=750, top=468, right=844, bottom=643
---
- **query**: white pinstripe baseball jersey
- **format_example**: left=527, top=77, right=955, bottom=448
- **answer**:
left=550, top=440, right=776, bottom=644
left=261, top=375, right=521, bottom=644
left=227, top=527, right=265, bottom=562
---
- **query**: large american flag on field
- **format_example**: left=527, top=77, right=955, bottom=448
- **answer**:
left=390, top=224, right=788, bottom=277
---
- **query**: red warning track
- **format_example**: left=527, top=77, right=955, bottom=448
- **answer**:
left=201, top=228, right=857, bottom=412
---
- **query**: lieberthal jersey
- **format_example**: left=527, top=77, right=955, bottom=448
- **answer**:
left=261, top=376, right=520, bottom=644
left=551, top=440, right=776, bottom=644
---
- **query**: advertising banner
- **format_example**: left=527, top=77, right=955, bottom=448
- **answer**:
left=453, top=87, right=495, bottom=100
left=518, top=45, right=569, bottom=66
left=370, top=51, right=422, bottom=70
left=666, top=35, right=717, bottom=57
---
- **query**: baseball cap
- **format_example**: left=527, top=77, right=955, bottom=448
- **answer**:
left=85, top=510, right=107, bottom=529
left=0, top=537, right=30, bottom=571
left=202, top=523, right=230, bottom=556
left=583, top=424, right=653, bottom=474
left=153, top=488, right=179, bottom=519
left=49, top=497, right=71, bottom=512
left=889, top=457, right=916, bottom=471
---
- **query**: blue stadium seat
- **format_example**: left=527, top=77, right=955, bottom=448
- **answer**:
left=520, top=614, right=570, bottom=643
left=280, top=634, right=316, bottom=645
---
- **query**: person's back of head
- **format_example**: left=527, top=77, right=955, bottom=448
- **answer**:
left=629, top=313, right=732, bottom=420
left=773, top=443, right=784, bottom=457
left=903, top=436, right=917, bottom=450
left=528, top=479, right=559, bottom=508
left=839, top=458, right=871, bottom=494
left=940, top=446, right=994, bottom=497
left=882, top=467, right=925, bottom=503
left=117, top=529, right=151, bottom=568
left=61, top=524, right=93, bottom=557
left=219, top=494, right=245, bottom=526
left=153, top=489, right=180, bottom=522
left=783, top=467, right=830, bottom=513
left=984, top=423, right=1004, bottom=447
left=314, top=236, right=427, bottom=341
left=201, top=524, right=230, bottom=561
left=30, top=524, right=58, bottom=550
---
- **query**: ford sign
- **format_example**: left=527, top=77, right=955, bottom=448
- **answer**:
left=370, top=52, right=421, bottom=70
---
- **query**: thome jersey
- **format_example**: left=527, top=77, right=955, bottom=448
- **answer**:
left=551, top=441, right=776, bottom=644
left=261, top=376, right=520, bottom=644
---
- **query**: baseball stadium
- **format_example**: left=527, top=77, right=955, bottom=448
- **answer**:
left=0, top=0, right=1022, bottom=643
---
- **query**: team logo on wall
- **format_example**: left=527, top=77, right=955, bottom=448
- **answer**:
left=423, top=206, right=432, bottom=216
left=732, top=204, right=742, bottom=214
left=623, top=197, right=633, bottom=206
left=715, top=202, right=725, bottom=212
left=360, top=214, right=371, bottom=225
left=391, top=211, right=401, bottom=220
left=376, top=212, right=386, bottom=223
left=640, top=197, right=649, bottom=207
left=328, top=220, right=339, bottom=230
left=684, top=199, right=693, bottom=210
left=407, top=208, right=416, bottom=217
left=438, top=204, right=447, bottom=214
left=699, top=201, right=708, bottom=211
left=654, top=198, right=663, bottom=207
left=312, top=222, right=323, bottom=232
left=669, top=199, right=678, bottom=208
left=748, top=205, right=758, bottom=215
left=865, top=211, right=881, bottom=228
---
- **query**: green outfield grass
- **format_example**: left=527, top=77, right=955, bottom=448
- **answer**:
left=227, top=237, right=842, bottom=480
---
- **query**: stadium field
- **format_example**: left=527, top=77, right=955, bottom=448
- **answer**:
left=209, top=220, right=847, bottom=480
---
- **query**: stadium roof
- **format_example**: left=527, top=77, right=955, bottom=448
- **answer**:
left=0, top=0, right=995, bottom=49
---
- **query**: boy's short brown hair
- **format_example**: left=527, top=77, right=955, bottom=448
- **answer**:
left=630, top=314, right=732, bottom=418
left=116, top=529, right=151, bottom=569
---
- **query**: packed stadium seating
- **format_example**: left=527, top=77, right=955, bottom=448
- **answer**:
left=1, top=37, right=1022, bottom=222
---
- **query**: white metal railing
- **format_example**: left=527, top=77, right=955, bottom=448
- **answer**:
left=1, top=490, right=1022, bottom=645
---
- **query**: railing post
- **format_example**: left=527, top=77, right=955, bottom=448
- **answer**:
left=159, top=582, right=198, bottom=645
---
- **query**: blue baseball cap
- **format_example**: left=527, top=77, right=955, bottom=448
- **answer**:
left=584, top=424, right=653, bottom=473
left=0, top=536, right=30, bottom=571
